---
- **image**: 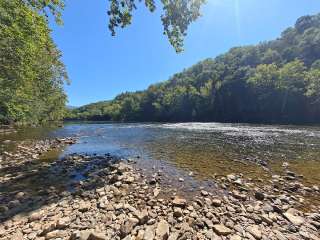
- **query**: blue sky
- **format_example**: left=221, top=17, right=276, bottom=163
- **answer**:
left=51, top=0, right=320, bottom=106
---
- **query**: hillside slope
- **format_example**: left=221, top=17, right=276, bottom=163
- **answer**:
left=68, top=14, right=320, bottom=124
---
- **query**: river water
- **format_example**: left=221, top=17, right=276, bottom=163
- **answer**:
left=1, top=122, right=320, bottom=189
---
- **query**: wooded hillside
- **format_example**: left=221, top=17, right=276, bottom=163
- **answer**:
left=68, top=14, right=320, bottom=124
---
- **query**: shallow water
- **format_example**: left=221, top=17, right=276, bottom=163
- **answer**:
left=1, top=122, right=320, bottom=187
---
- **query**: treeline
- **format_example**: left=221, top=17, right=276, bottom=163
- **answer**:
left=68, top=14, right=320, bottom=124
left=0, top=0, right=68, bottom=125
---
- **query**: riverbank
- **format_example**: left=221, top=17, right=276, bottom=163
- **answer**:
left=0, top=138, right=319, bottom=240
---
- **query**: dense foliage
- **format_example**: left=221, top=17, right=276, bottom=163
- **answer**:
left=0, top=0, right=68, bottom=125
left=68, top=14, right=320, bottom=124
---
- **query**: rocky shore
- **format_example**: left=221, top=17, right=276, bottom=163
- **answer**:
left=0, top=139, right=319, bottom=240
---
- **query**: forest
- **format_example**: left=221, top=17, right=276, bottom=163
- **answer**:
left=68, top=13, right=320, bottom=124
left=0, top=0, right=68, bottom=125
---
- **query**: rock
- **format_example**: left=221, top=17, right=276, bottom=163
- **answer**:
left=230, top=235, right=242, bottom=240
left=156, top=220, right=170, bottom=240
left=234, top=178, right=243, bottom=186
left=227, top=174, right=237, bottom=181
left=168, top=231, right=180, bottom=240
left=178, top=178, right=184, bottom=182
left=153, top=188, right=161, bottom=197
left=120, top=218, right=139, bottom=238
left=125, top=176, right=135, bottom=184
left=260, top=214, right=273, bottom=225
left=11, top=230, right=23, bottom=240
left=149, top=178, right=157, bottom=185
left=312, top=185, right=319, bottom=191
left=246, top=225, right=262, bottom=239
left=137, top=230, right=145, bottom=240
left=29, top=211, right=43, bottom=222
left=232, top=190, right=247, bottom=201
left=45, top=230, right=64, bottom=239
left=254, top=191, right=265, bottom=201
left=211, top=198, right=222, bottom=207
left=172, top=196, right=187, bottom=208
left=201, top=190, right=209, bottom=196
left=173, top=208, right=183, bottom=218
left=87, top=232, right=108, bottom=240
left=41, top=222, right=56, bottom=236
left=70, top=230, right=92, bottom=240
left=56, top=217, right=71, bottom=229
left=78, top=201, right=91, bottom=212
left=134, top=209, right=149, bottom=225
left=204, top=218, right=214, bottom=229
left=212, top=224, right=232, bottom=236
left=282, top=162, right=289, bottom=168
left=15, top=192, right=25, bottom=199
left=284, top=209, right=305, bottom=226
left=144, top=225, right=155, bottom=240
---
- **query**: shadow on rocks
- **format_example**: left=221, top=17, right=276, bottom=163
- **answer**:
left=0, top=150, right=120, bottom=223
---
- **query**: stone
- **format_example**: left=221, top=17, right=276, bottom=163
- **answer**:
left=153, top=188, right=161, bottom=197
left=173, top=208, right=183, bottom=218
left=78, top=201, right=91, bottom=212
left=56, top=217, right=71, bottom=229
left=120, top=218, right=139, bottom=238
left=11, top=230, right=23, bottom=240
left=87, top=232, right=108, bottom=240
left=201, top=190, right=209, bottom=196
left=156, top=220, right=170, bottom=240
left=212, top=224, right=232, bottom=236
left=29, top=211, right=43, bottom=222
left=230, top=235, right=242, bottom=240
left=227, top=174, right=237, bottom=181
left=204, top=218, right=214, bottom=229
left=168, top=231, right=180, bottom=240
left=246, top=225, right=262, bottom=239
left=284, top=209, right=305, bottom=226
left=254, top=191, right=265, bottom=201
left=134, top=209, right=149, bottom=225
left=15, top=192, right=25, bottom=199
left=232, top=190, right=247, bottom=201
left=70, top=230, right=92, bottom=240
left=144, top=225, right=155, bottom=240
left=172, top=196, right=187, bottom=208
left=45, top=230, right=64, bottom=239
left=260, top=214, right=273, bottom=225
left=211, top=199, right=222, bottom=207
left=149, top=178, right=157, bottom=185
left=125, top=176, right=135, bottom=184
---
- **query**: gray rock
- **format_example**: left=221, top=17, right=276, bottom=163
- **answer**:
left=254, top=191, right=265, bottom=201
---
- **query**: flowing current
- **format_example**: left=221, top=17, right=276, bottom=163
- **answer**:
left=1, top=122, right=320, bottom=186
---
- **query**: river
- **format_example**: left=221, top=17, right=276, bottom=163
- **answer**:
left=1, top=122, right=320, bottom=190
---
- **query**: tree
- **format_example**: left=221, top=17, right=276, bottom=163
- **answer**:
left=0, top=0, right=68, bottom=125
left=23, top=0, right=206, bottom=52
left=68, top=13, right=320, bottom=124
